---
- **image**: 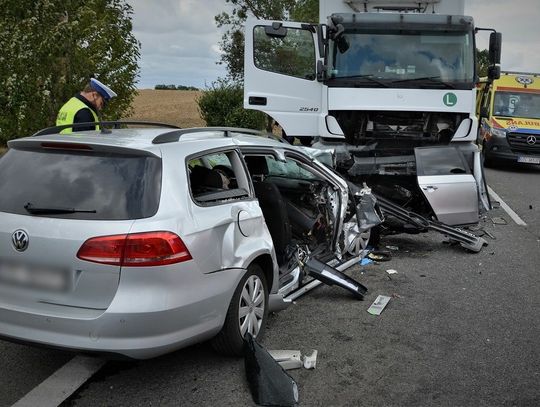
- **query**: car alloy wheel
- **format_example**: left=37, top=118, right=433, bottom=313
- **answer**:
left=211, top=263, right=268, bottom=356
left=238, top=274, right=266, bottom=338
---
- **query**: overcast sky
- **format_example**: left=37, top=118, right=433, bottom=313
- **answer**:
left=128, top=0, right=540, bottom=89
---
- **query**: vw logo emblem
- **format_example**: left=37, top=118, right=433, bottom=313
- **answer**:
left=527, top=135, right=537, bottom=145
left=12, top=230, right=29, bottom=252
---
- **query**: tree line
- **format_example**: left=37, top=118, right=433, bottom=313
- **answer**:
left=154, top=84, right=200, bottom=91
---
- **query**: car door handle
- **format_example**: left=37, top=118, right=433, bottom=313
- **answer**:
left=249, top=96, right=267, bottom=106
left=422, top=186, right=438, bottom=192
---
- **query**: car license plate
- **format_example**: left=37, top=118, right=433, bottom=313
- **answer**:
left=517, top=156, right=540, bottom=164
left=0, top=262, right=70, bottom=292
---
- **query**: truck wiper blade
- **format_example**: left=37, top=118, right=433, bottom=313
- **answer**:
left=390, top=76, right=455, bottom=89
left=330, top=74, right=389, bottom=88
left=24, top=202, right=96, bottom=215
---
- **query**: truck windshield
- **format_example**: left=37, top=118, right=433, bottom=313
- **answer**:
left=493, top=91, right=540, bottom=119
left=327, top=30, right=474, bottom=88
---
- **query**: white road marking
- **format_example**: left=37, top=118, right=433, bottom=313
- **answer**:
left=488, top=186, right=528, bottom=226
left=12, top=355, right=106, bottom=407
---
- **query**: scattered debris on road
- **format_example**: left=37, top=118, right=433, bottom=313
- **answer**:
left=375, top=194, right=488, bottom=253
left=268, top=350, right=302, bottom=370
left=302, top=350, right=318, bottom=370
left=491, top=216, right=508, bottom=225
left=367, top=295, right=392, bottom=316
left=267, top=349, right=318, bottom=371
left=360, top=257, right=374, bottom=266
left=367, top=251, right=392, bottom=262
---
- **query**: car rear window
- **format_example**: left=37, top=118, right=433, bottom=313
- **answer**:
left=0, top=148, right=161, bottom=220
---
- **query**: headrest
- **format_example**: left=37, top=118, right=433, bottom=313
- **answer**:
left=244, top=156, right=269, bottom=176
left=204, top=170, right=225, bottom=188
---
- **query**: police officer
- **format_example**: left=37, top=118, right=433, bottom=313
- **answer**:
left=56, top=78, right=117, bottom=133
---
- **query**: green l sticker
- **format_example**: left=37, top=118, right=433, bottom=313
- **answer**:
left=443, top=92, right=457, bottom=107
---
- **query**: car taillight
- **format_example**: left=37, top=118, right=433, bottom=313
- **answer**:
left=77, top=231, right=192, bottom=267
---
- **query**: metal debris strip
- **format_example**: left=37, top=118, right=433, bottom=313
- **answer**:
left=367, top=295, right=391, bottom=316
left=374, top=194, right=488, bottom=252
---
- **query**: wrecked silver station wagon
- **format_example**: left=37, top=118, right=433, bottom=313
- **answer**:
left=0, top=123, right=382, bottom=359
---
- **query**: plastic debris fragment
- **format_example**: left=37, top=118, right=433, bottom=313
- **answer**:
left=367, top=295, right=391, bottom=315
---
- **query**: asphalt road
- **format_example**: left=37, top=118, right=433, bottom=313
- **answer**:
left=0, top=162, right=539, bottom=407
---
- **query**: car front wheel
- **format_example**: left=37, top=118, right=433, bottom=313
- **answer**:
left=211, top=263, right=268, bottom=356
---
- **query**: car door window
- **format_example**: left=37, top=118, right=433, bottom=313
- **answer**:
left=253, top=25, right=316, bottom=80
left=266, top=155, right=317, bottom=180
left=415, top=147, right=469, bottom=176
left=188, top=151, right=250, bottom=205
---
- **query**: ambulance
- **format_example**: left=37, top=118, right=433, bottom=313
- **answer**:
left=477, top=71, right=540, bottom=166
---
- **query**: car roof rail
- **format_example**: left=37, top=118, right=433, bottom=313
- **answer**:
left=151, top=127, right=290, bottom=145
left=32, top=121, right=182, bottom=137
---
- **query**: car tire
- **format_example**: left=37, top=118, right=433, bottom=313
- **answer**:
left=211, top=263, right=268, bottom=356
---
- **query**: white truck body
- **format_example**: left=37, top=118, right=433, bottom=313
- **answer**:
left=244, top=0, right=499, bottom=225
left=320, top=0, right=465, bottom=17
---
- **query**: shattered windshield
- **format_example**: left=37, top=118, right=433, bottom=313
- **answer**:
left=327, top=29, right=474, bottom=87
left=493, top=91, right=540, bottom=119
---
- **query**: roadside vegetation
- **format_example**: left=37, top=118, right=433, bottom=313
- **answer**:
left=0, top=0, right=140, bottom=146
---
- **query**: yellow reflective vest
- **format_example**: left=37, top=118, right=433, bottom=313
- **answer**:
left=56, top=97, right=99, bottom=134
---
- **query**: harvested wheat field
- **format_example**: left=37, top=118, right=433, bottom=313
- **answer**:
left=126, top=89, right=205, bottom=128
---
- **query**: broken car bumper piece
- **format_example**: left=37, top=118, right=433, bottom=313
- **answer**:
left=304, top=257, right=367, bottom=300
left=244, top=333, right=299, bottom=406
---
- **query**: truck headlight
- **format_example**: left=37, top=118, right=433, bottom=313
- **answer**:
left=490, top=127, right=506, bottom=138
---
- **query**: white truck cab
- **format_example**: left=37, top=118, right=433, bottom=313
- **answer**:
left=244, top=0, right=502, bottom=226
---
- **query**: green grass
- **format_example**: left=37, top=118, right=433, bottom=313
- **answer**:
left=0, top=147, right=6, bottom=154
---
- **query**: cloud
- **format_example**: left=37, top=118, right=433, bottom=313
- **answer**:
left=465, top=0, right=540, bottom=72
left=127, top=0, right=540, bottom=88
left=127, top=0, right=229, bottom=88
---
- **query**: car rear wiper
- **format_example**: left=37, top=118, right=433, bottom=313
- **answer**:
left=24, top=202, right=96, bottom=215
left=329, top=74, right=389, bottom=88
left=390, top=76, right=455, bottom=89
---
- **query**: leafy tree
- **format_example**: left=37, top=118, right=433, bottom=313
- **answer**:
left=197, top=80, right=266, bottom=129
left=290, top=0, right=318, bottom=22
left=215, top=0, right=319, bottom=82
left=476, top=48, right=490, bottom=78
left=0, top=0, right=140, bottom=145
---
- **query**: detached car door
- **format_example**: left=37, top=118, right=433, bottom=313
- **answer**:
left=415, top=146, right=479, bottom=225
left=244, top=19, right=323, bottom=137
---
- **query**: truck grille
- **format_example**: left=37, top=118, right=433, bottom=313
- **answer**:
left=506, top=132, right=540, bottom=153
